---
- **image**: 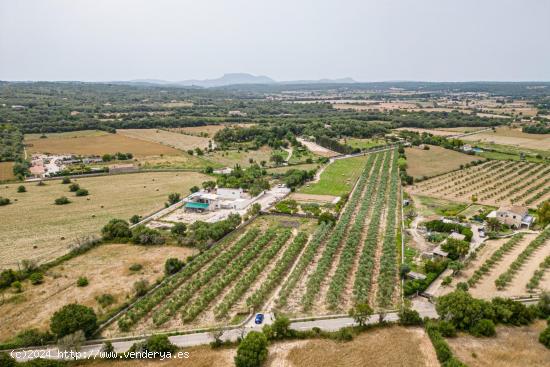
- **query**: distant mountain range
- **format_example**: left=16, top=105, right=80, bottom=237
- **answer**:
left=127, top=73, right=356, bottom=88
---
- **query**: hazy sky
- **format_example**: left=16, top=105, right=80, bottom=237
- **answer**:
left=1, top=0, right=549, bottom=82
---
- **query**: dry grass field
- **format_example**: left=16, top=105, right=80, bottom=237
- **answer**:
left=204, top=145, right=275, bottom=167
left=74, top=327, right=437, bottom=367
left=0, top=244, right=197, bottom=342
left=0, top=161, right=15, bottom=181
left=25, top=130, right=181, bottom=157
left=395, top=127, right=459, bottom=137
left=411, top=160, right=550, bottom=208
left=461, top=126, right=550, bottom=151
left=117, top=129, right=211, bottom=151
left=404, top=145, right=480, bottom=179
left=169, top=124, right=255, bottom=138
left=447, top=321, right=550, bottom=367
left=78, top=345, right=234, bottom=367
left=285, top=327, right=438, bottom=367
left=0, top=171, right=208, bottom=267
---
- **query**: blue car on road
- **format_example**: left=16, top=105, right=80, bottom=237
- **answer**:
left=255, top=313, right=264, bottom=324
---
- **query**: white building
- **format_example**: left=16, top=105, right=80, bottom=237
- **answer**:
left=185, top=188, right=249, bottom=211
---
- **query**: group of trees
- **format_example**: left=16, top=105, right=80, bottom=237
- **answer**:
left=216, top=164, right=270, bottom=196
left=522, top=123, right=550, bottom=134
left=424, top=220, right=473, bottom=241
left=101, top=152, right=133, bottom=161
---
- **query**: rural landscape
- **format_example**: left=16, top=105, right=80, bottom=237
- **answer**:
left=1, top=1, right=550, bottom=366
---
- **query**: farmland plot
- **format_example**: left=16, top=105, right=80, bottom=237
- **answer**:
left=411, top=160, right=550, bottom=208
left=435, top=229, right=550, bottom=299
left=111, top=150, right=401, bottom=335
left=25, top=130, right=180, bottom=157
left=0, top=161, right=15, bottom=181
left=0, top=244, right=197, bottom=342
left=0, top=171, right=208, bottom=267
left=108, top=216, right=317, bottom=336
left=117, top=129, right=211, bottom=151
left=276, top=148, right=402, bottom=316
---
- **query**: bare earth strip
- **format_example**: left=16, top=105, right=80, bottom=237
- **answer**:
left=297, top=137, right=339, bottom=157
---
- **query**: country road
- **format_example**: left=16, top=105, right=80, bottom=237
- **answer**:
left=10, top=306, right=438, bottom=362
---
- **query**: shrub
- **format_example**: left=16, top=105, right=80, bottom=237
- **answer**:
left=95, top=293, right=115, bottom=308
left=318, top=211, right=336, bottom=225
left=29, top=272, right=44, bottom=285
left=11, top=281, right=22, bottom=293
left=234, top=331, right=268, bottom=367
left=68, top=183, right=80, bottom=192
left=50, top=304, right=97, bottom=338
left=437, top=321, right=457, bottom=337
left=441, top=238, right=470, bottom=260
left=129, top=263, right=143, bottom=272
left=129, top=214, right=141, bottom=224
left=57, top=330, right=86, bottom=352
left=470, top=319, right=496, bottom=337
left=425, top=321, right=453, bottom=363
left=538, top=291, right=550, bottom=318
left=166, top=193, right=181, bottom=206
left=61, top=177, right=71, bottom=184
left=165, top=258, right=185, bottom=275
left=398, top=307, right=423, bottom=326
left=131, top=225, right=166, bottom=245
left=0, top=352, right=16, bottom=367
left=540, top=327, right=550, bottom=349
left=491, top=297, right=535, bottom=325
left=101, top=219, right=132, bottom=240
left=0, top=197, right=10, bottom=206
left=75, top=188, right=89, bottom=196
left=333, top=327, right=354, bottom=342
left=436, top=291, right=494, bottom=331
left=17, top=185, right=26, bottom=193
left=54, top=196, right=70, bottom=205
left=76, top=276, right=89, bottom=287
left=271, top=315, right=292, bottom=339
left=133, top=279, right=149, bottom=297
left=171, top=222, right=187, bottom=237
left=12, top=329, right=54, bottom=348
left=145, top=334, right=177, bottom=353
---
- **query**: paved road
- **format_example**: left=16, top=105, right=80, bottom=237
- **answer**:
left=10, top=306, right=438, bottom=362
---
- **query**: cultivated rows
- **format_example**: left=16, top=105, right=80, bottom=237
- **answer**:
left=115, top=149, right=402, bottom=334
left=413, top=160, right=550, bottom=208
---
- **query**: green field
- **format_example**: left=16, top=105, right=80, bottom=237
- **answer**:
left=342, top=138, right=386, bottom=150
left=298, top=155, right=369, bottom=196
left=412, top=194, right=468, bottom=217
left=267, top=163, right=320, bottom=174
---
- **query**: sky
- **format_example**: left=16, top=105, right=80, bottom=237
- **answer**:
left=1, top=0, right=549, bottom=82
